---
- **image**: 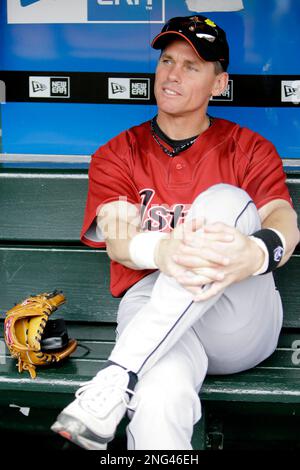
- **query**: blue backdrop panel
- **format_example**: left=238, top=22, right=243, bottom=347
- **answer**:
left=2, top=1, right=300, bottom=74
left=2, top=103, right=299, bottom=159
left=1, top=0, right=299, bottom=158
left=1, top=102, right=156, bottom=155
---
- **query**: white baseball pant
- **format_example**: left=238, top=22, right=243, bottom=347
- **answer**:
left=108, top=184, right=283, bottom=450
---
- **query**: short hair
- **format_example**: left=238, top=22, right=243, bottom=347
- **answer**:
left=213, top=61, right=225, bottom=75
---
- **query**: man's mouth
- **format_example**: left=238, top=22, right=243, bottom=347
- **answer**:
left=162, top=87, right=181, bottom=96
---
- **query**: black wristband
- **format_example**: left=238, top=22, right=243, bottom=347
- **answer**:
left=251, top=229, right=284, bottom=274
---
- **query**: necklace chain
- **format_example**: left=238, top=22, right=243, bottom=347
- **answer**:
left=150, top=117, right=212, bottom=157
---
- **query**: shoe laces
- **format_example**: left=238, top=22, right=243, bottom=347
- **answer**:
left=75, top=369, right=136, bottom=415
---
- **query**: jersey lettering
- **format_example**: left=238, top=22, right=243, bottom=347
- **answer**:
left=140, top=188, right=189, bottom=232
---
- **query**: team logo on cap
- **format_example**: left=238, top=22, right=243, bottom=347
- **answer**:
left=205, top=18, right=216, bottom=27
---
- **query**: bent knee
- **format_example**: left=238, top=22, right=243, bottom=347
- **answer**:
left=189, top=184, right=260, bottom=232
left=202, top=184, right=251, bottom=203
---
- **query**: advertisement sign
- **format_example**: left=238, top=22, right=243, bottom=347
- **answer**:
left=281, top=81, right=300, bottom=105
left=8, top=0, right=165, bottom=23
left=1, top=0, right=300, bottom=159
left=29, top=76, right=70, bottom=98
left=185, top=0, right=243, bottom=12
left=108, top=78, right=150, bottom=100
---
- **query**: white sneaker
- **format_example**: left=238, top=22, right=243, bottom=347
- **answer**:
left=51, top=365, right=136, bottom=450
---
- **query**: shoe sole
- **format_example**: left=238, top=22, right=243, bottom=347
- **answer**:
left=51, top=412, right=113, bottom=450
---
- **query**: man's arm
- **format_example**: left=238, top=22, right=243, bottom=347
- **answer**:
left=97, top=200, right=224, bottom=281
left=258, top=199, right=300, bottom=266
left=97, top=201, right=141, bottom=269
left=98, top=200, right=236, bottom=286
left=168, top=199, right=299, bottom=301
left=98, top=198, right=299, bottom=302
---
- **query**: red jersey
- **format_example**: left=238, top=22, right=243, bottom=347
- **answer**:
left=81, top=118, right=292, bottom=297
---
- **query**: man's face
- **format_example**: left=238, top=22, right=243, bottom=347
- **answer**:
left=154, top=39, right=226, bottom=118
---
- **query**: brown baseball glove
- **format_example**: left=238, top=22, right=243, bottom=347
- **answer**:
left=4, top=290, right=77, bottom=379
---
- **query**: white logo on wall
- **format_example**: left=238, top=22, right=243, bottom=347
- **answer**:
left=29, top=76, right=70, bottom=98
left=210, top=79, right=233, bottom=101
left=111, top=82, right=127, bottom=94
left=108, top=78, right=150, bottom=100
left=281, top=81, right=300, bottom=104
left=7, top=0, right=165, bottom=24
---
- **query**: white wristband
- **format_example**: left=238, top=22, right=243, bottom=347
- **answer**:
left=249, top=236, right=269, bottom=276
left=129, top=232, right=167, bottom=269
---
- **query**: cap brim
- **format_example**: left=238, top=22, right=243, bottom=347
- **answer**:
left=151, top=31, right=206, bottom=62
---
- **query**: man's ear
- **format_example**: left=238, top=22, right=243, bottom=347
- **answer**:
left=211, top=72, right=229, bottom=97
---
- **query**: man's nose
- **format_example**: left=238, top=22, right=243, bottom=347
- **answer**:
left=167, top=64, right=182, bottom=82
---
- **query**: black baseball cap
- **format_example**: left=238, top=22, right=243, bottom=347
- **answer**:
left=151, top=15, right=229, bottom=71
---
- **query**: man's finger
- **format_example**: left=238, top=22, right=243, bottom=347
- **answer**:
left=176, top=268, right=225, bottom=286
left=173, top=250, right=230, bottom=267
left=184, top=230, right=234, bottom=245
left=182, top=217, right=205, bottom=236
left=193, top=278, right=230, bottom=302
left=203, top=222, right=235, bottom=234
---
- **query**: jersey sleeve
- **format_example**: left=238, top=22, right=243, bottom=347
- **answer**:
left=81, top=132, right=140, bottom=248
left=239, top=134, right=293, bottom=210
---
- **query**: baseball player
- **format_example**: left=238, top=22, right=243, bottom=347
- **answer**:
left=52, top=15, right=299, bottom=450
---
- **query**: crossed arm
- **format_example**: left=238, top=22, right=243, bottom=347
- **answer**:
left=97, top=198, right=299, bottom=301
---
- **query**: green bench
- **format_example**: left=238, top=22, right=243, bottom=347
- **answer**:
left=0, top=165, right=299, bottom=450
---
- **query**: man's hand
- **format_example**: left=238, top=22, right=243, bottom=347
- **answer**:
left=155, top=218, right=260, bottom=300
left=154, top=218, right=207, bottom=280
left=171, top=221, right=265, bottom=301
left=155, top=219, right=265, bottom=301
